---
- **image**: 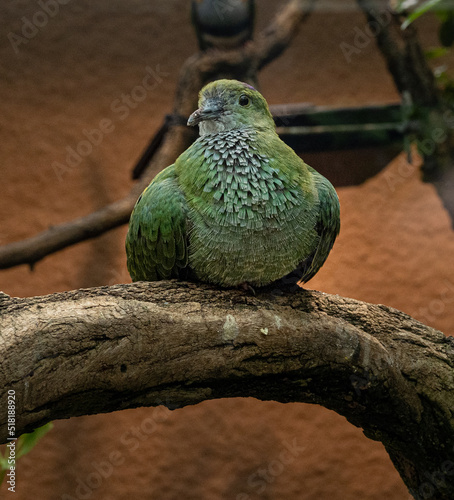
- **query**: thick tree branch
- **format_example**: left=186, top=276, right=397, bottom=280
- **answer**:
left=0, top=0, right=312, bottom=271
left=1, top=282, right=453, bottom=498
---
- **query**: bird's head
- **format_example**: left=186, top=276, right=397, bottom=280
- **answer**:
left=187, top=79, right=275, bottom=136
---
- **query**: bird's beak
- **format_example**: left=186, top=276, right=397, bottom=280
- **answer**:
left=187, top=100, right=223, bottom=126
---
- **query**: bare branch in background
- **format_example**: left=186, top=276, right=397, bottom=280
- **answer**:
left=0, top=0, right=313, bottom=271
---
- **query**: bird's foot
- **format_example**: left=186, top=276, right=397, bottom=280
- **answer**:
left=237, top=282, right=256, bottom=296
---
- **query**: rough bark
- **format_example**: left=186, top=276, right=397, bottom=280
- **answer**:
left=1, top=282, right=453, bottom=499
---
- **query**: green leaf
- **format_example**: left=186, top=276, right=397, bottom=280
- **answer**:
left=0, top=445, right=11, bottom=471
left=425, top=46, right=450, bottom=58
left=401, top=0, right=446, bottom=29
left=435, top=9, right=451, bottom=22
left=0, top=456, right=9, bottom=470
left=439, top=12, right=454, bottom=46
left=16, top=423, right=53, bottom=459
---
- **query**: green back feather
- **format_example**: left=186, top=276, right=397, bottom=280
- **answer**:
left=126, top=165, right=189, bottom=281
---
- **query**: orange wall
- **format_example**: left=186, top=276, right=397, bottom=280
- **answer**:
left=1, top=2, right=453, bottom=499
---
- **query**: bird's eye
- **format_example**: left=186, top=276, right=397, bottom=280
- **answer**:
left=239, top=95, right=250, bottom=106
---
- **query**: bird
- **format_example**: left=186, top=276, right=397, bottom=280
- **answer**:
left=191, top=0, right=255, bottom=51
left=126, top=79, right=340, bottom=289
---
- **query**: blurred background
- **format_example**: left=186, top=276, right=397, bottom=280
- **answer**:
left=1, top=0, right=453, bottom=498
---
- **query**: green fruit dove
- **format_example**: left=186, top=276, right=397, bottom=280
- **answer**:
left=126, top=79, right=340, bottom=288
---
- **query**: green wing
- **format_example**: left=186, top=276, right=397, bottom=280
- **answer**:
left=125, top=165, right=189, bottom=282
left=298, top=170, right=340, bottom=284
